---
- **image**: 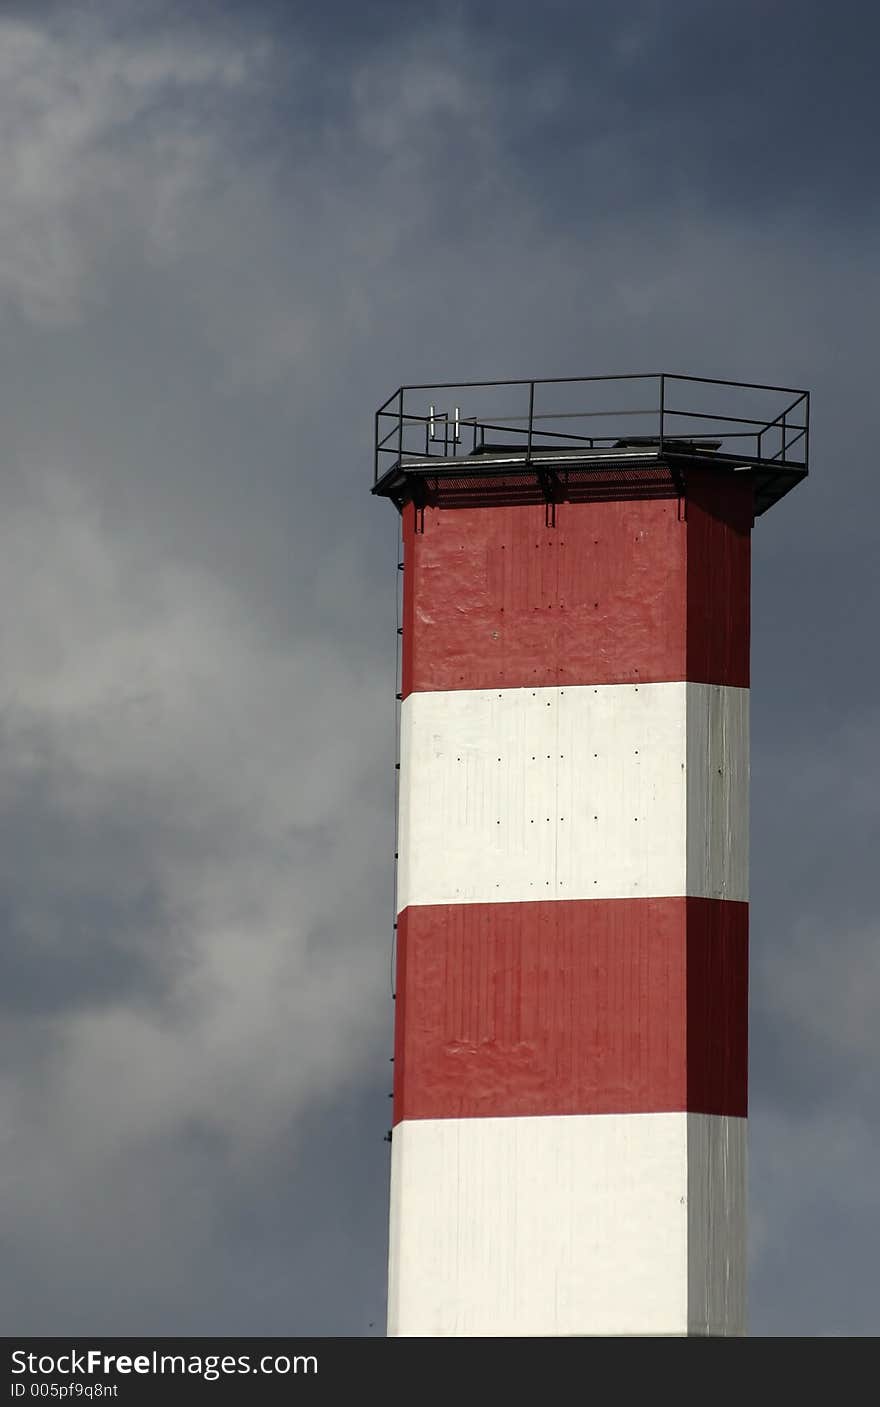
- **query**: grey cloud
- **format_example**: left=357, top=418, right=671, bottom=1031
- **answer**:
left=0, top=0, right=876, bottom=1337
left=749, top=1106, right=880, bottom=1336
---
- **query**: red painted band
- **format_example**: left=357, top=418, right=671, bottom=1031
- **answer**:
left=401, top=470, right=751, bottom=696
left=393, top=897, right=748, bottom=1122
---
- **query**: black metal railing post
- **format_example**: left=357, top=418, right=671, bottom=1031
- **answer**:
left=659, top=373, right=665, bottom=452
left=526, top=381, right=535, bottom=463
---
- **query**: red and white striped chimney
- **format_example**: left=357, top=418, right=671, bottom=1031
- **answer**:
left=375, top=375, right=807, bottom=1337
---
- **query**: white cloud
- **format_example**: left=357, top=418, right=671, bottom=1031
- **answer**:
left=0, top=15, right=267, bottom=323
left=0, top=462, right=390, bottom=1141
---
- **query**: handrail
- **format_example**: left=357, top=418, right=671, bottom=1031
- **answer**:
left=373, top=373, right=810, bottom=488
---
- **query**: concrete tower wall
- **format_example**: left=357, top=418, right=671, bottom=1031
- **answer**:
left=388, top=470, right=752, bottom=1336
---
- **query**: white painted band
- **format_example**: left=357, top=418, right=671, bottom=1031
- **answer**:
left=397, top=682, right=748, bottom=911
left=388, top=1112, right=746, bottom=1337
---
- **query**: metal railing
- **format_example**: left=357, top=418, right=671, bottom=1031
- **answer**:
left=374, top=373, right=810, bottom=486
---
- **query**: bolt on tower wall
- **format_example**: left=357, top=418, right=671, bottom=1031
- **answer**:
left=373, top=374, right=809, bottom=1337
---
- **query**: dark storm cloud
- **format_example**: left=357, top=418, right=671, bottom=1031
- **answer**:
left=495, top=0, right=880, bottom=220
left=224, top=0, right=880, bottom=223
left=0, top=0, right=876, bottom=1338
left=2, top=1080, right=391, bottom=1335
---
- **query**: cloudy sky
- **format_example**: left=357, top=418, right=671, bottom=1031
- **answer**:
left=0, top=0, right=876, bottom=1337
